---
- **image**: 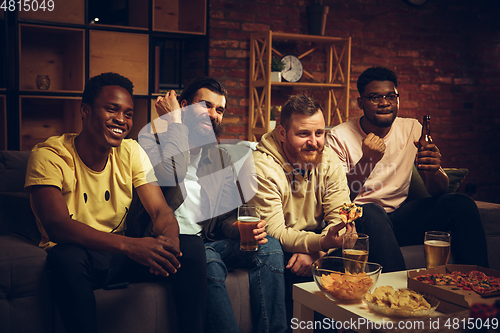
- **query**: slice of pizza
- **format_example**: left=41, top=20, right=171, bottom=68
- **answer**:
left=468, top=271, right=500, bottom=297
left=339, top=203, right=363, bottom=224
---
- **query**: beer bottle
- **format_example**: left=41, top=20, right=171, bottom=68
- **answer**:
left=418, top=115, right=433, bottom=150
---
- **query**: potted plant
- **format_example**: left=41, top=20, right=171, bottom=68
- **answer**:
left=270, top=105, right=282, bottom=130
left=271, top=57, right=284, bottom=82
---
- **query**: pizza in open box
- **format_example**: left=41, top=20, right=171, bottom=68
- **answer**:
left=415, top=270, right=500, bottom=297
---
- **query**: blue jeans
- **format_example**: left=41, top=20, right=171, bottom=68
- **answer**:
left=205, top=236, right=287, bottom=333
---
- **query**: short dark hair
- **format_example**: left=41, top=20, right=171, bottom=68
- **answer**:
left=280, top=93, right=322, bottom=131
left=357, top=67, right=398, bottom=96
left=82, top=72, right=134, bottom=107
left=179, top=76, right=227, bottom=106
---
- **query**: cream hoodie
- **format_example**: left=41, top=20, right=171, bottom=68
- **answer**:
left=248, top=129, right=351, bottom=254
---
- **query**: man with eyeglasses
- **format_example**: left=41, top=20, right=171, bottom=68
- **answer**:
left=327, top=66, right=488, bottom=270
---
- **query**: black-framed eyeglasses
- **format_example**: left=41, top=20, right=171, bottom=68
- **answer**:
left=362, top=93, right=399, bottom=104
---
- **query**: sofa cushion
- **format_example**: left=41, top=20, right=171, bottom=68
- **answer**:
left=443, top=168, right=469, bottom=194
left=408, top=166, right=469, bottom=202
left=0, top=192, right=40, bottom=245
left=407, top=165, right=432, bottom=202
left=226, top=268, right=253, bottom=333
left=0, top=150, right=31, bottom=193
left=93, top=282, right=179, bottom=333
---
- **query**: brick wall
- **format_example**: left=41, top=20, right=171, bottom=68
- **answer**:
left=208, top=0, right=500, bottom=203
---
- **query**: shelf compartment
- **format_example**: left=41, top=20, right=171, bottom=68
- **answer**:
left=149, top=97, right=165, bottom=135
left=19, top=24, right=85, bottom=93
left=20, top=96, right=81, bottom=151
left=0, top=21, right=5, bottom=89
left=18, top=0, right=85, bottom=25
left=152, top=37, right=206, bottom=93
left=88, top=0, right=148, bottom=29
left=90, top=30, right=149, bottom=96
left=127, top=97, right=149, bottom=140
left=153, top=0, right=206, bottom=34
left=0, top=94, right=5, bottom=150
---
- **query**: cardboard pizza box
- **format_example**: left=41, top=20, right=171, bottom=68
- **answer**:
left=407, top=265, right=500, bottom=314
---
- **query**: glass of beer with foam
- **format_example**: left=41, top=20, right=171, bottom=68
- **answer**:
left=342, top=233, right=369, bottom=274
left=237, top=204, right=260, bottom=251
left=424, top=231, right=451, bottom=269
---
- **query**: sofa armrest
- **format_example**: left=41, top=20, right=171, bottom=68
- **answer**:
left=476, top=201, right=500, bottom=270
left=0, top=192, right=40, bottom=245
left=0, top=230, right=52, bottom=332
left=0, top=150, right=31, bottom=193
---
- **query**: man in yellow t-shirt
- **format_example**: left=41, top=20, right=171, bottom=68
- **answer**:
left=24, top=72, right=206, bottom=333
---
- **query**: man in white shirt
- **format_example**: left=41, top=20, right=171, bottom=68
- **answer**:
left=139, top=77, right=287, bottom=333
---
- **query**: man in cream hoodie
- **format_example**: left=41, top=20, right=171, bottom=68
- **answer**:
left=249, top=93, right=401, bottom=326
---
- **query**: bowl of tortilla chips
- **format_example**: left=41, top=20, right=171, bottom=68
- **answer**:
left=312, top=256, right=382, bottom=303
left=364, top=286, right=440, bottom=317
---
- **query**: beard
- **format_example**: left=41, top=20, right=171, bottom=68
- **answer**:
left=364, top=110, right=396, bottom=128
left=185, top=111, right=222, bottom=147
left=284, top=140, right=324, bottom=170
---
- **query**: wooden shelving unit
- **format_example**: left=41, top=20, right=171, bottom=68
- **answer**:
left=2, top=0, right=208, bottom=151
left=248, top=31, right=351, bottom=141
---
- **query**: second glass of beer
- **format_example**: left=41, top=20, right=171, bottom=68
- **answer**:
left=238, top=204, right=260, bottom=251
left=342, top=233, right=369, bottom=273
left=424, top=231, right=450, bottom=269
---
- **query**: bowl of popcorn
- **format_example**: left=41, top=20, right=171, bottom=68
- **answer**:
left=311, top=256, right=382, bottom=303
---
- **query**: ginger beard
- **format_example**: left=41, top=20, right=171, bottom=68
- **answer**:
left=284, top=139, right=324, bottom=170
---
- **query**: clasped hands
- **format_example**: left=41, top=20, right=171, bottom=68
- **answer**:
left=126, top=234, right=181, bottom=278
left=136, top=220, right=268, bottom=277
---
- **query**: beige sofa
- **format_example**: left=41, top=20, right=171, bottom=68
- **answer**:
left=1, top=148, right=499, bottom=333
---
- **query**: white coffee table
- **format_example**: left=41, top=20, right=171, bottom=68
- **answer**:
left=292, top=270, right=441, bottom=333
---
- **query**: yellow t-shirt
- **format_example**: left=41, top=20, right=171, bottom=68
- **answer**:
left=25, top=133, right=156, bottom=249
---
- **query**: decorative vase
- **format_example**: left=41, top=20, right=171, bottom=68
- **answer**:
left=271, top=72, right=282, bottom=82
left=306, top=4, right=329, bottom=36
left=36, top=75, right=50, bottom=90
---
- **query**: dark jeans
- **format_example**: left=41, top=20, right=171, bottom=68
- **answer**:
left=356, top=193, right=489, bottom=272
left=47, top=234, right=206, bottom=333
